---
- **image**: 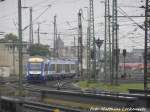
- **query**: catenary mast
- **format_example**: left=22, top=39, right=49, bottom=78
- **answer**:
left=144, top=0, right=150, bottom=90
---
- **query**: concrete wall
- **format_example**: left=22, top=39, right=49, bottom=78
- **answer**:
left=0, top=66, right=10, bottom=77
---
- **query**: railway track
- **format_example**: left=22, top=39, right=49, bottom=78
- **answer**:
left=23, top=86, right=140, bottom=107
left=1, top=95, right=147, bottom=112
left=2, top=78, right=150, bottom=111
left=0, top=96, right=86, bottom=112
left=7, top=77, right=81, bottom=92
left=21, top=84, right=150, bottom=110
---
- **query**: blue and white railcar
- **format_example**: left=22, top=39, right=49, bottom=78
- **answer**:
left=26, top=57, right=46, bottom=82
left=26, top=58, right=77, bottom=82
left=45, top=59, right=77, bottom=80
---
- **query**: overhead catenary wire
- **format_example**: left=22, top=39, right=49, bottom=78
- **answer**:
left=0, top=0, right=145, bottom=49
left=23, top=6, right=51, bottom=31
left=118, top=7, right=144, bottom=31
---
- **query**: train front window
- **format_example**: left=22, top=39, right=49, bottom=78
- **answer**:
left=29, top=63, right=42, bottom=71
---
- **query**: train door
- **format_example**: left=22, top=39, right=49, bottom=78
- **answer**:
left=71, top=64, right=75, bottom=73
left=50, top=64, right=56, bottom=74
left=56, top=64, right=63, bottom=78
left=44, top=63, right=49, bottom=76
left=64, top=64, right=70, bottom=77
left=62, top=64, right=65, bottom=73
left=56, top=64, right=62, bottom=73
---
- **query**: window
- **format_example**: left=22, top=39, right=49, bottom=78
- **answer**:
left=29, top=63, right=42, bottom=71
left=71, top=64, right=75, bottom=70
left=64, top=64, right=70, bottom=72
left=50, top=64, right=56, bottom=71
left=56, top=64, right=62, bottom=73
left=44, top=64, right=48, bottom=71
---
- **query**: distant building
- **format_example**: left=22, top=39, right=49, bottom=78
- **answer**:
left=119, top=49, right=144, bottom=63
left=132, top=49, right=144, bottom=56
left=0, top=41, right=29, bottom=76
left=57, top=45, right=88, bottom=69
left=54, top=35, right=65, bottom=57
left=58, top=46, right=78, bottom=58
left=56, top=35, right=64, bottom=49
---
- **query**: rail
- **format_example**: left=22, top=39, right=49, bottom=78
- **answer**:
left=24, top=86, right=150, bottom=108
left=0, top=96, right=86, bottom=112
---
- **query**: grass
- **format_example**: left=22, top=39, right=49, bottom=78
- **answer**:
left=77, top=81, right=149, bottom=93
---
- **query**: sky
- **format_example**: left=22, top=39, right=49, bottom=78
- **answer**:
left=0, top=0, right=145, bottom=52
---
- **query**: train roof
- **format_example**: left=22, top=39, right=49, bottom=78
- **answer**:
left=28, top=57, right=44, bottom=63
left=45, top=59, right=77, bottom=64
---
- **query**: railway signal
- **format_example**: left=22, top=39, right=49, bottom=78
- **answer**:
left=123, top=49, right=127, bottom=78
left=96, top=38, right=103, bottom=48
left=123, top=49, right=126, bottom=57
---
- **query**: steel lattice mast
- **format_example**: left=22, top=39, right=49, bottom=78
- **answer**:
left=78, top=10, right=83, bottom=80
left=29, top=7, right=33, bottom=45
left=104, top=0, right=112, bottom=82
left=87, top=26, right=91, bottom=81
left=87, top=3, right=90, bottom=82
left=89, top=0, right=96, bottom=81
left=112, top=0, right=118, bottom=85
left=144, top=0, right=150, bottom=90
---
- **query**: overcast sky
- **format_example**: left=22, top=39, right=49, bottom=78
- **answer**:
left=0, top=0, right=145, bottom=51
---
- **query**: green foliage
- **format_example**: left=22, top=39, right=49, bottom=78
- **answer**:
left=29, top=44, right=51, bottom=57
left=0, top=33, right=18, bottom=42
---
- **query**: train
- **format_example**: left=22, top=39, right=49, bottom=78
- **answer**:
left=26, top=57, right=78, bottom=83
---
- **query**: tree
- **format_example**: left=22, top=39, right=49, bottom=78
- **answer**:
left=0, top=33, right=18, bottom=42
left=29, top=44, right=51, bottom=57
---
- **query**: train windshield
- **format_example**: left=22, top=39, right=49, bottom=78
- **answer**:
left=29, top=63, right=42, bottom=71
